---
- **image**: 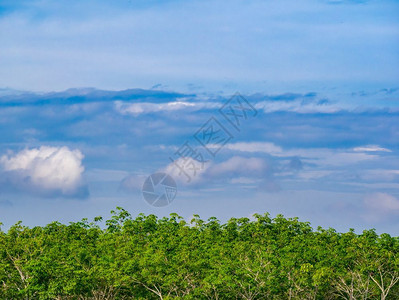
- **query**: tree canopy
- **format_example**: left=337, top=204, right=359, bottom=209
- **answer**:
left=0, top=207, right=398, bottom=299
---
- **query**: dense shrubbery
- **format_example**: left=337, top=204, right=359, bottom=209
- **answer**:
left=0, top=207, right=398, bottom=299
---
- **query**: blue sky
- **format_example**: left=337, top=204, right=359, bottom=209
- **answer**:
left=0, top=0, right=398, bottom=234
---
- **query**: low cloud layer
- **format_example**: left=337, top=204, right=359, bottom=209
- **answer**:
left=0, top=146, right=88, bottom=198
left=121, top=156, right=276, bottom=194
left=0, top=88, right=398, bottom=233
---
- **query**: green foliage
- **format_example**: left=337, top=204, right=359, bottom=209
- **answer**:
left=0, top=209, right=397, bottom=299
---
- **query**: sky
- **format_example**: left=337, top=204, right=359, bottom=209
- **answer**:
left=0, top=0, right=398, bottom=234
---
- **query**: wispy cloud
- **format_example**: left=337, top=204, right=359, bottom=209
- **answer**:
left=353, top=145, right=392, bottom=152
left=221, top=142, right=283, bottom=154
left=114, top=100, right=220, bottom=116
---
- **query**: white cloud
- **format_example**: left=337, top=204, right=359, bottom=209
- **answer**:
left=254, top=100, right=343, bottom=114
left=217, top=143, right=382, bottom=169
left=207, top=156, right=268, bottom=178
left=119, top=157, right=208, bottom=193
left=0, top=146, right=87, bottom=197
left=114, top=100, right=218, bottom=116
left=222, top=142, right=283, bottom=154
left=163, top=157, right=211, bottom=186
left=215, top=143, right=381, bottom=166
left=163, top=156, right=271, bottom=188
left=121, top=156, right=273, bottom=193
left=353, top=145, right=392, bottom=152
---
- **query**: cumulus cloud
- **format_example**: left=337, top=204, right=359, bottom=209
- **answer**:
left=0, top=146, right=88, bottom=198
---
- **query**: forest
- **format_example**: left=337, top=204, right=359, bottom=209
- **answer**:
left=0, top=207, right=398, bottom=300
